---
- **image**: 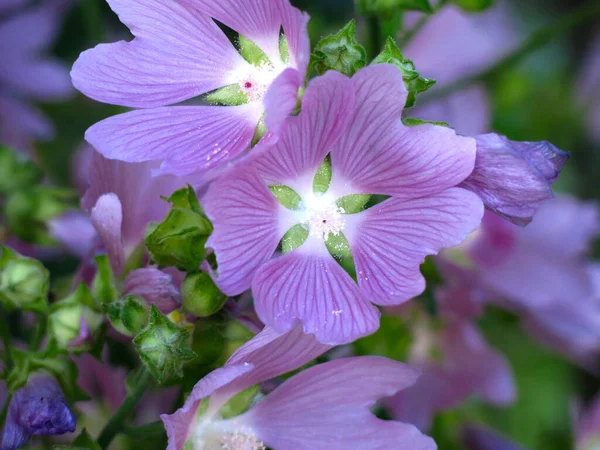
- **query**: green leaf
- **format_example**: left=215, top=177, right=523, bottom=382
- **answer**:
left=145, top=206, right=213, bottom=272
left=373, top=37, right=436, bottom=108
left=202, top=84, right=249, bottom=106
left=313, top=157, right=332, bottom=194
left=281, top=223, right=309, bottom=254
left=269, top=185, right=303, bottom=210
left=403, top=117, right=450, bottom=127
left=133, top=306, right=196, bottom=383
left=0, top=246, right=49, bottom=313
left=181, top=272, right=227, bottom=317
left=356, top=0, right=433, bottom=14
left=452, top=0, right=495, bottom=12
left=336, top=194, right=371, bottom=214
left=238, top=35, right=270, bottom=66
left=0, top=146, right=44, bottom=195
left=312, top=20, right=367, bottom=77
left=353, top=314, right=413, bottom=360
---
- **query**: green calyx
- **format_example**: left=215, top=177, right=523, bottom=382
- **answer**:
left=0, top=246, right=49, bottom=313
left=181, top=271, right=227, bottom=317
left=269, top=185, right=303, bottom=210
left=106, top=294, right=150, bottom=337
left=311, top=20, right=367, bottom=77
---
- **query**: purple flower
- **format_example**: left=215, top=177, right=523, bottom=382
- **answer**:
left=0, top=375, right=76, bottom=450
left=81, top=148, right=190, bottom=274
left=71, top=0, right=309, bottom=176
left=462, top=424, right=528, bottom=450
left=203, top=65, right=483, bottom=345
left=460, top=134, right=569, bottom=226
left=0, top=0, right=74, bottom=151
left=122, top=267, right=182, bottom=314
left=578, top=31, right=600, bottom=143
left=404, top=3, right=519, bottom=135
left=161, top=325, right=435, bottom=450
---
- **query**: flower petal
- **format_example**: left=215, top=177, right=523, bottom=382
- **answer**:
left=460, top=134, right=569, bottom=226
left=90, top=193, right=125, bottom=275
left=123, top=268, right=181, bottom=314
left=203, top=166, right=283, bottom=296
left=332, top=65, right=476, bottom=198
left=252, top=70, right=354, bottom=190
left=252, top=252, right=381, bottom=345
left=48, top=211, right=97, bottom=259
left=71, top=0, right=245, bottom=108
left=244, top=357, right=436, bottom=450
left=263, top=68, right=302, bottom=136
left=349, top=188, right=483, bottom=306
left=462, top=424, right=527, bottom=450
left=86, top=105, right=259, bottom=176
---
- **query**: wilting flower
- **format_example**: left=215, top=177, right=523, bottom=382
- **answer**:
left=383, top=279, right=514, bottom=431
left=0, top=375, right=76, bottom=450
left=0, top=0, right=74, bottom=151
left=161, top=326, right=436, bottom=450
left=71, top=0, right=309, bottom=176
left=204, top=65, right=483, bottom=344
left=464, top=198, right=600, bottom=370
left=404, top=2, right=519, bottom=135
left=460, top=134, right=569, bottom=226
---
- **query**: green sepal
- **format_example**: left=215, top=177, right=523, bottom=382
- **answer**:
left=181, top=272, right=227, bottom=317
left=373, top=37, right=436, bottom=108
left=269, top=185, right=303, bottom=210
left=0, top=246, right=49, bottom=313
left=164, top=185, right=202, bottom=213
left=325, top=232, right=357, bottom=280
left=452, top=0, right=495, bottom=11
left=106, top=294, right=150, bottom=337
left=145, top=205, right=213, bottom=272
left=311, top=20, right=367, bottom=77
left=238, top=35, right=271, bottom=66
left=133, top=305, right=197, bottom=383
left=313, top=157, right=332, bottom=194
left=356, top=0, right=433, bottom=14
left=336, top=194, right=371, bottom=214
left=281, top=223, right=309, bottom=254
left=403, top=117, right=450, bottom=127
left=219, top=385, right=260, bottom=419
left=48, top=283, right=103, bottom=349
left=279, top=34, right=290, bottom=63
left=0, top=146, right=44, bottom=195
left=91, top=255, right=119, bottom=304
left=251, top=115, right=267, bottom=147
left=203, top=84, right=249, bottom=106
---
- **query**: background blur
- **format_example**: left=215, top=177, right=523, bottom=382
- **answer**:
left=2, top=0, right=600, bottom=448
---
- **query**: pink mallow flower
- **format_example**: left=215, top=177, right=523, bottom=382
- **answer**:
left=0, top=0, right=74, bottom=151
left=71, top=0, right=309, bottom=176
left=161, top=325, right=436, bottom=450
left=466, top=197, right=600, bottom=371
left=203, top=65, right=484, bottom=345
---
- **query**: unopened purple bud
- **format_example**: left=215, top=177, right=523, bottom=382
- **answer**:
left=460, top=133, right=569, bottom=226
left=122, top=268, right=181, bottom=314
left=1, top=375, right=76, bottom=450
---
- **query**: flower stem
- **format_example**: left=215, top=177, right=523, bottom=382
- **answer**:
left=397, top=0, right=448, bottom=49
left=0, top=307, right=13, bottom=372
left=420, top=0, right=600, bottom=105
left=96, top=367, right=152, bottom=449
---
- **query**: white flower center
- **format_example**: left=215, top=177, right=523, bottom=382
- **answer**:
left=235, top=62, right=280, bottom=103
left=193, top=418, right=265, bottom=450
left=301, top=192, right=346, bottom=239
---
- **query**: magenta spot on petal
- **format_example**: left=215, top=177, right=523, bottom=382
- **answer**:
left=245, top=82, right=252, bottom=89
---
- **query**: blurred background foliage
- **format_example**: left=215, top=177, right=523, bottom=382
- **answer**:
left=19, top=0, right=600, bottom=448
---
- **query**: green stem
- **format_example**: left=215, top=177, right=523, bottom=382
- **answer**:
left=420, top=0, right=600, bottom=105
left=366, top=15, right=383, bottom=58
left=97, top=367, right=152, bottom=449
left=29, top=314, right=47, bottom=351
left=398, top=0, right=448, bottom=48
left=0, top=308, right=13, bottom=372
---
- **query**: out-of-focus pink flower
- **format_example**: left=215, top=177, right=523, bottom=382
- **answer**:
left=404, top=3, right=519, bottom=135
left=203, top=65, right=483, bottom=344
left=578, top=32, right=600, bottom=143
left=462, top=424, right=528, bottom=450
left=71, top=0, right=309, bottom=176
left=161, top=326, right=435, bottom=450
left=0, top=0, right=75, bottom=151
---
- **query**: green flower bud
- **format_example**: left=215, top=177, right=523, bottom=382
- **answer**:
left=0, top=246, right=49, bottom=312
left=145, top=188, right=213, bottom=272
left=133, top=305, right=196, bottom=383
left=182, top=272, right=227, bottom=317
left=49, top=284, right=103, bottom=348
left=311, top=20, right=367, bottom=77
left=106, top=295, right=150, bottom=337
left=373, top=37, right=436, bottom=108
left=0, top=146, right=44, bottom=195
